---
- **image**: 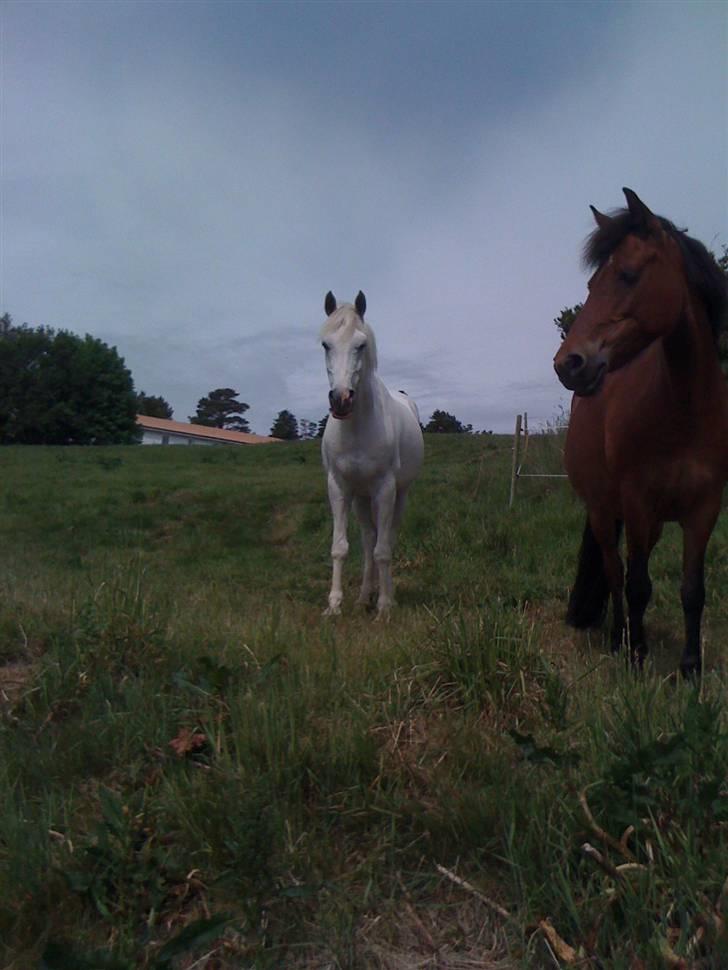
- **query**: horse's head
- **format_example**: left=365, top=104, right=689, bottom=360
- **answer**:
left=320, top=290, right=376, bottom=419
left=554, top=188, right=688, bottom=396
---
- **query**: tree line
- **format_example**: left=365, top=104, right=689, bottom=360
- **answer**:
left=4, top=244, right=725, bottom=447
left=182, top=388, right=481, bottom=439
left=0, top=314, right=484, bottom=444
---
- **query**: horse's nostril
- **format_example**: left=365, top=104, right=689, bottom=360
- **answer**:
left=565, top=353, right=585, bottom=376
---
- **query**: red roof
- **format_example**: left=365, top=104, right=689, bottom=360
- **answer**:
left=136, top=415, right=282, bottom=445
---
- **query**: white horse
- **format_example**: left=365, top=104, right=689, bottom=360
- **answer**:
left=320, top=290, right=424, bottom=617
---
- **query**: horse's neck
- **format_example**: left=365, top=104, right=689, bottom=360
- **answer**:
left=661, top=303, right=724, bottom=409
left=348, top=371, right=387, bottom=427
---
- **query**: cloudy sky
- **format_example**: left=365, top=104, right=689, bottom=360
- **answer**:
left=3, top=1, right=727, bottom=434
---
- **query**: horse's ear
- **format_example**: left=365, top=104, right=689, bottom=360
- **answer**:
left=325, top=291, right=337, bottom=316
left=355, top=291, right=366, bottom=317
left=589, top=205, right=613, bottom=230
left=623, top=188, right=661, bottom=234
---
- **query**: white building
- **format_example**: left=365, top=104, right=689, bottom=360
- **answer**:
left=137, top=415, right=282, bottom=446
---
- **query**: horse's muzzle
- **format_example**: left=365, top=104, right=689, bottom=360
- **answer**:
left=554, top=353, right=607, bottom=397
left=329, top=388, right=355, bottom=419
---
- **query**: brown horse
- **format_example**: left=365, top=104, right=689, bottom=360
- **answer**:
left=554, top=188, right=727, bottom=676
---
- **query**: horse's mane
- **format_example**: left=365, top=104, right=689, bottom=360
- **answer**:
left=320, top=305, right=378, bottom=369
left=583, top=210, right=727, bottom=342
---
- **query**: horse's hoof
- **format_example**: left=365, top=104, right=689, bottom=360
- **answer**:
left=323, top=604, right=342, bottom=617
left=610, top=629, right=626, bottom=654
left=679, top=657, right=701, bottom=680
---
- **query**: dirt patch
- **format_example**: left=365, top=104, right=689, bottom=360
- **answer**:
left=0, top=660, right=34, bottom=712
left=353, top=894, right=518, bottom=969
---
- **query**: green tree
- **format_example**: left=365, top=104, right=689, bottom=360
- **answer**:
left=554, top=304, right=583, bottom=341
left=424, top=410, right=472, bottom=434
left=298, top=418, right=318, bottom=440
left=0, top=317, right=139, bottom=445
left=190, top=388, right=250, bottom=432
left=136, top=391, right=173, bottom=419
left=270, top=409, right=299, bottom=440
left=316, top=415, right=329, bottom=438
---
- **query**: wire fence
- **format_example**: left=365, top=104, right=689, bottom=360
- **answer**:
left=509, top=411, right=568, bottom=507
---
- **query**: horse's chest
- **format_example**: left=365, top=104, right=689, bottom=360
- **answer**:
left=332, top=451, right=391, bottom=490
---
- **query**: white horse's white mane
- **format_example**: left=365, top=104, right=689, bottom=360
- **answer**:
left=320, top=305, right=378, bottom=371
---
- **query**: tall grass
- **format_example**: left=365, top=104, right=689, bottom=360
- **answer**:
left=0, top=436, right=726, bottom=968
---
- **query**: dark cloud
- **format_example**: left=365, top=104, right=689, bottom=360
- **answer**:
left=3, top=1, right=726, bottom=434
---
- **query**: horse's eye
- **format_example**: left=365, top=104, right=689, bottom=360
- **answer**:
left=618, top=268, right=640, bottom=286
left=322, top=342, right=330, bottom=351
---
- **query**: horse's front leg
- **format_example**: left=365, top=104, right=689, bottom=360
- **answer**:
left=679, top=496, right=721, bottom=678
left=325, top=475, right=351, bottom=616
left=372, top=477, right=397, bottom=618
left=354, top=496, right=376, bottom=606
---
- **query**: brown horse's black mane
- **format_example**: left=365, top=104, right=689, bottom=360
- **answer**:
left=583, top=209, right=727, bottom=341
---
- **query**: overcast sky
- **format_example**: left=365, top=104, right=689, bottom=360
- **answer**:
left=3, top=0, right=727, bottom=434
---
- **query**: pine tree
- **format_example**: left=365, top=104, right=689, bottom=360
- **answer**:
left=270, top=409, right=299, bottom=440
left=189, top=388, right=250, bottom=432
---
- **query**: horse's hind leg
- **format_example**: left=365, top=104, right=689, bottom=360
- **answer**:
left=596, top=518, right=626, bottom=654
left=567, top=515, right=624, bottom=650
left=372, top=477, right=398, bottom=617
left=392, top=489, right=408, bottom=534
left=371, top=488, right=410, bottom=617
left=566, top=516, right=613, bottom=629
left=679, top=497, right=721, bottom=678
left=624, top=514, right=663, bottom=667
left=354, top=496, right=376, bottom=606
left=625, top=551, right=652, bottom=666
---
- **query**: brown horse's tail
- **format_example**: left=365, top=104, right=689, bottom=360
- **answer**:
left=566, top=518, right=621, bottom=628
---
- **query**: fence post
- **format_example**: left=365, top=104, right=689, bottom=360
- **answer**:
left=509, top=413, right=522, bottom=508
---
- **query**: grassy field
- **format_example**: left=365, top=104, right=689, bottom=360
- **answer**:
left=1, top=434, right=727, bottom=969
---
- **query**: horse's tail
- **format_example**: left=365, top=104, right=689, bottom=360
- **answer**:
left=565, top=517, right=621, bottom=628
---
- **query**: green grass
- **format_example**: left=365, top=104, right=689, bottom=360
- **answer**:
left=0, top=436, right=726, bottom=968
